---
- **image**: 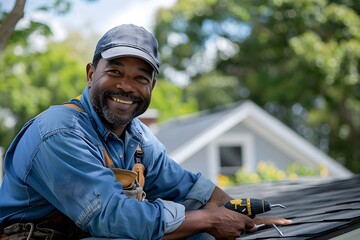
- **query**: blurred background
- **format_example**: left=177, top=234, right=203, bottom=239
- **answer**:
left=1, top=0, right=360, bottom=185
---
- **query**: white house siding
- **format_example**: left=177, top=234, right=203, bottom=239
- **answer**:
left=230, top=123, right=316, bottom=170
left=180, top=147, right=214, bottom=179
left=179, top=122, right=325, bottom=183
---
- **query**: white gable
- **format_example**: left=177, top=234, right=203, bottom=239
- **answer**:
left=166, top=101, right=351, bottom=177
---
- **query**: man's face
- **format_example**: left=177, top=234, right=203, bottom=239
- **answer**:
left=87, top=56, right=156, bottom=135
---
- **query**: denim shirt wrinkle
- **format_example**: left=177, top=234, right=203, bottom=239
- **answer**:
left=181, top=175, right=216, bottom=211
left=76, top=195, right=102, bottom=230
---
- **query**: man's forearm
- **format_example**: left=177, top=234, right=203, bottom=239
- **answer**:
left=163, top=209, right=211, bottom=240
left=164, top=200, right=256, bottom=240
left=163, top=186, right=234, bottom=239
left=163, top=186, right=292, bottom=239
left=202, top=186, right=233, bottom=209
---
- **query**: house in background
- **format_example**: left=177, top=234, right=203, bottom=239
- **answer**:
left=152, top=101, right=352, bottom=183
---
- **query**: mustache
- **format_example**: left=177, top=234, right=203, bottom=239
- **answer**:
left=103, top=90, right=142, bottom=102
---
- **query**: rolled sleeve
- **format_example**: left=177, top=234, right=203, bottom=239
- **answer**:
left=157, top=199, right=185, bottom=234
left=181, top=174, right=216, bottom=210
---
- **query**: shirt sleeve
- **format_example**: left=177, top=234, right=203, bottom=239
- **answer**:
left=27, top=129, right=166, bottom=239
left=180, top=175, right=216, bottom=210
left=155, top=177, right=214, bottom=234
left=132, top=122, right=216, bottom=209
left=157, top=199, right=185, bottom=234
left=138, top=132, right=215, bottom=208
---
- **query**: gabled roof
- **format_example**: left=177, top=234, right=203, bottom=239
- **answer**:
left=155, top=101, right=352, bottom=177
left=226, top=176, right=360, bottom=239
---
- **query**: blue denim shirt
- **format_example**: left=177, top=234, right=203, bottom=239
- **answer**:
left=0, top=87, right=215, bottom=239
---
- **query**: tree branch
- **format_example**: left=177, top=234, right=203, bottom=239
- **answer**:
left=0, top=0, right=27, bottom=56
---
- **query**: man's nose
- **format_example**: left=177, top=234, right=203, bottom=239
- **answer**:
left=115, top=77, right=134, bottom=92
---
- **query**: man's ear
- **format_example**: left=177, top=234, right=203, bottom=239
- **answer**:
left=151, top=79, right=157, bottom=91
left=86, top=63, right=94, bottom=87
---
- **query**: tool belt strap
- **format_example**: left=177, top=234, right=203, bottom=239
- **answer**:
left=63, top=103, right=146, bottom=189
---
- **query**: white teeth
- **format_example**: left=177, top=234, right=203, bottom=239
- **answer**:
left=111, top=97, right=133, bottom=104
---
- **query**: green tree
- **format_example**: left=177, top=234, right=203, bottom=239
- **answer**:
left=0, top=36, right=87, bottom=149
left=154, top=0, right=360, bottom=172
left=0, top=0, right=98, bottom=151
left=150, top=80, right=198, bottom=122
left=0, top=0, right=79, bottom=56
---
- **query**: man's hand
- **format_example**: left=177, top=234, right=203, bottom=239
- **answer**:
left=205, top=206, right=255, bottom=239
left=204, top=209, right=292, bottom=238
left=164, top=186, right=292, bottom=239
left=164, top=206, right=255, bottom=240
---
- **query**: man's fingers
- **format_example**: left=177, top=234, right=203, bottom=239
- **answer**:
left=254, top=217, right=292, bottom=226
left=247, top=223, right=265, bottom=233
left=247, top=218, right=292, bottom=234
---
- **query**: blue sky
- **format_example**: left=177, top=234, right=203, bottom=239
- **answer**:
left=3, top=0, right=176, bottom=40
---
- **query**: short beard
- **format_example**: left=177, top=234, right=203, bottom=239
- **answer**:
left=97, top=106, right=133, bottom=127
left=91, top=90, right=148, bottom=128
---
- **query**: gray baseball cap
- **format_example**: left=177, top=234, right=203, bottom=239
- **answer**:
left=93, top=24, right=160, bottom=74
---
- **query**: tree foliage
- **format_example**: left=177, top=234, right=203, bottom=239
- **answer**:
left=0, top=36, right=87, bottom=149
left=150, top=80, right=198, bottom=122
left=0, top=0, right=77, bottom=56
left=154, top=0, right=360, bottom=172
left=0, top=0, right=72, bottom=149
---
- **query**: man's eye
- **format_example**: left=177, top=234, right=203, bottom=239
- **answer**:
left=135, top=76, right=150, bottom=83
left=106, top=70, right=122, bottom=76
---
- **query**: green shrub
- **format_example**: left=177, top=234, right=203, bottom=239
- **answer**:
left=218, top=161, right=328, bottom=187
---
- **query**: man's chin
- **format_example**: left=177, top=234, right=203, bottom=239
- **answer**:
left=99, top=103, right=145, bottom=127
left=106, top=116, right=133, bottom=127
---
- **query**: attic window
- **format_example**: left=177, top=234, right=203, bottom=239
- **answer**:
left=219, top=145, right=243, bottom=176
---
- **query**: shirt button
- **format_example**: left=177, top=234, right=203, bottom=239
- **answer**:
left=119, top=154, right=123, bottom=158
left=130, top=144, right=135, bottom=148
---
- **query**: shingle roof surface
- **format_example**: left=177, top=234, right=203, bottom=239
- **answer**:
left=224, top=176, right=360, bottom=239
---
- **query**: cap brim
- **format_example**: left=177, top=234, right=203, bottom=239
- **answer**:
left=101, top=46, right=159, bottom=74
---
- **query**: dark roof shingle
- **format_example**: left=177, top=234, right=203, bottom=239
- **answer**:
left=225, top=176, right=360, bottom=239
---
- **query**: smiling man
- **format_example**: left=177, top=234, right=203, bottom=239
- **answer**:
left=0, top=24, right=290, bottom=239
left=88, top=56, right=155, bottom=136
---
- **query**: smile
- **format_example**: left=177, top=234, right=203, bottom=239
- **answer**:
left=110, top=97, right=133, bottom=104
